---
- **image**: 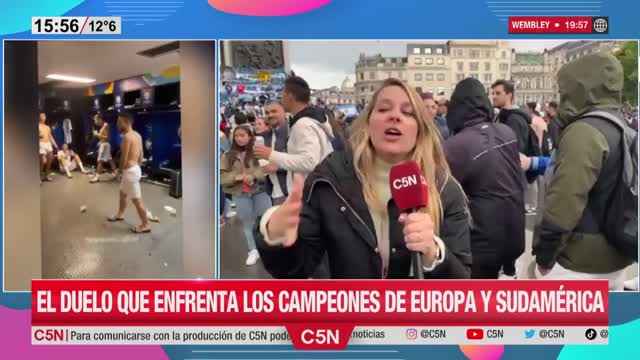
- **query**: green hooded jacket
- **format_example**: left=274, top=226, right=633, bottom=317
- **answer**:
left=533, top=52, right=633, bottom=274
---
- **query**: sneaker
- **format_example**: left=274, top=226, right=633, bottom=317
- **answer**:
left=245, top=250, right=260, bottom=266
left=89, top=176, right=99, bottom=183
left=624, top=276, right=639, bottom=291
left=46, top=174, right=54, bottom=181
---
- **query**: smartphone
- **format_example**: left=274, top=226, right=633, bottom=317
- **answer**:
left=255, top=136, right=264, bottom=146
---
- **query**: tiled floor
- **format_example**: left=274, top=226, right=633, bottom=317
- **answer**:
left=40, top=172, right=184, bottom=279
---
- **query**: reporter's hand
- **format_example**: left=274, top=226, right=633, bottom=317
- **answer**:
left=519, top=153, right=531, bottom=171
left=399, top=212, right=438, bottom=264
left=244, top=175, right=255, bottom=183
left=235, top=174, right=244, bottom=181
left=267, top=175, right=304, bottom=247
left=254, top=144, right=272, bottom=160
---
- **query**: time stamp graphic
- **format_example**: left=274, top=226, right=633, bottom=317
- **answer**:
left=32, top=17, right=121, bottom=34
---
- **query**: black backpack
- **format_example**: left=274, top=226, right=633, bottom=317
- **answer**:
left=581, top=111, right=638, bottom=261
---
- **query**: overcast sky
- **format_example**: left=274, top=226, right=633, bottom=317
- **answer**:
left=288, top=40, right=567, bottom=89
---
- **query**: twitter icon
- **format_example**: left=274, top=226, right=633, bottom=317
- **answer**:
left=525, top=329, right=535, bottom=339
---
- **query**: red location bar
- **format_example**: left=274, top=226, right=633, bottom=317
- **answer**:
left=509, top=16, right=593, bottom=34
left=31, top=280, right=609, bottom=327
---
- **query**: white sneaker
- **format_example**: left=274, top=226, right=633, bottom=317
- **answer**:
left=245, top=250, right=260, bottom=266
left=624, top=276, right=639, bottom=291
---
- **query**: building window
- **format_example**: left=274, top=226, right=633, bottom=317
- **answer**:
left=415, top=87, right=423, bottom=93
left=456, top=49, right=464, bottom=57
left=437, top=73, right=445, bottom=81
left=502, top=51, right=507, bottom=59
left=413, top=47, right=421, bottom=54
left=359, top=72, right=364, bottom=80
left=457, top=62, right=464, bottom=71
left=369, top=72, right=376, bottom=80
left=456, top=73, right=465, bottom=81
left=370, top=86, right=375, bottom=92
left=484, top=62, right=491, bottom=71
left=469, top=62, right=479, bottom=71
left=536, top=78, right=541, bottom=89
left=414, top=58, right=422, bottom=65
left=485, top=50, right=492, bottom=58
left=484, top=73, right=492, bottom=83
left=437, top=88, right=445, bottom=96
left=499, top=63, right=509, bottom=72
left=426, top=73, right=433, bottom=81
left=470, top=73, right=478, bottom=79
left=361, top=86, right=366, bottom=93
left=470, top=49, right=480, bottom=58
left=436, top=48, right=443, bottom=54
left=425, top=48, right=432, bottom=54
left=500, top=73, right=507, bottom=80
left=437, top=58, right=445, bottom=65
left=426, top=58, right=433, bottom=65
left=415, top=73, right=423, bottom=81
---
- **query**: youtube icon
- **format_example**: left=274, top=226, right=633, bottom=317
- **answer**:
left=466, top=329, right=484, bottom=340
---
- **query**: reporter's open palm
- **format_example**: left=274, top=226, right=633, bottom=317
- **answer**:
left=267, top=175, right=304, bottom=247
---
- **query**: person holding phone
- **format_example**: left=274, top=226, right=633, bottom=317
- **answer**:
left=220, top=125, right=270, bottom=266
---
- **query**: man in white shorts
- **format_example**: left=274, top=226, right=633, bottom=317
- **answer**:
left=57, top=144, right=88, bottom=178
left=90, top=115, right=118, bottom=183
left=107, top=112, right=150, bottom=233
left=39, top=112, right=58, bottom=182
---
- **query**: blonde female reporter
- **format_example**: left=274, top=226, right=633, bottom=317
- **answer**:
left=254, top=78, right=471, bottom=279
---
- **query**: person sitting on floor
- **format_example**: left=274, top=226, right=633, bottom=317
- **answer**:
left=57, top=144, right=88, bottom=178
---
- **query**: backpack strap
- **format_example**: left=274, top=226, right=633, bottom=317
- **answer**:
left=580, top=110, right=627, bottom=131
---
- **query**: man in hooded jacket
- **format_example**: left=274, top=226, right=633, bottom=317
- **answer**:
left=532, top=53, right=634, bottom=290
left=445, top=78, right=525, bottom=279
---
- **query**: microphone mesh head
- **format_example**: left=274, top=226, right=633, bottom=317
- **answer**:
left=389, top=160, right=429, bottom=211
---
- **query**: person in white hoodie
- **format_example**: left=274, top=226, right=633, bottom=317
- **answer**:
left=254, top=75, right=334, bottom=278
left=254, top=76, right=334, bottom=190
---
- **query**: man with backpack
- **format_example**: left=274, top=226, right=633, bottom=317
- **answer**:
left=532, top=53, right=637, bottom=290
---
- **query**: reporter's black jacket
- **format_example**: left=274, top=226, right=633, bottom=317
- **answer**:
left=253, top=150, right=472, bottom=279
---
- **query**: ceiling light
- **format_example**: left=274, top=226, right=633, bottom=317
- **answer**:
left=46, top=74, right=96, bottom=83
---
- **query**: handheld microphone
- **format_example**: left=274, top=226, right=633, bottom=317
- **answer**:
left=389, top=160, right=429, bottom=279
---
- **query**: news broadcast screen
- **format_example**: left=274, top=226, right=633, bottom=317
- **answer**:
left=1, top=0, right=639, bottom=359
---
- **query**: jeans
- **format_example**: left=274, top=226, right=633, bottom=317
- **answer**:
left=233, top=192, right=272, bottom=252
left=219, top=187, right=226, bottom=215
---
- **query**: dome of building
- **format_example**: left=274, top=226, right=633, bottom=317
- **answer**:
left=341, top=76, right=354, bottom=91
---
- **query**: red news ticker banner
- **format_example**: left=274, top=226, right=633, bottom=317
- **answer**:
left=32, top=280, right=608, bottom=327
left=509, top=16, right=593, bottom=34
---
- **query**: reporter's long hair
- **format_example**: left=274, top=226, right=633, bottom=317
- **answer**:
left=349, top=78, right=450, bottom=234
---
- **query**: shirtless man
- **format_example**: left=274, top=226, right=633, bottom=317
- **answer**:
left=57, top=144, right=88, bottom=178
left=39, top=112, right=58, bottom=181
left=90, top=114, right=118, bottom=183
left=107, top=112, right=150, bottom=233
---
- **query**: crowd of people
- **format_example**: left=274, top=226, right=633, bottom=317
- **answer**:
left=219, top=52, right=638, bottom=290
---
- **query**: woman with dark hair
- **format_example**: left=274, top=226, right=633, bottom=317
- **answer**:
left=326, top=109, right=346, bottom=151
left=220, top=125, right=270, bottom=266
